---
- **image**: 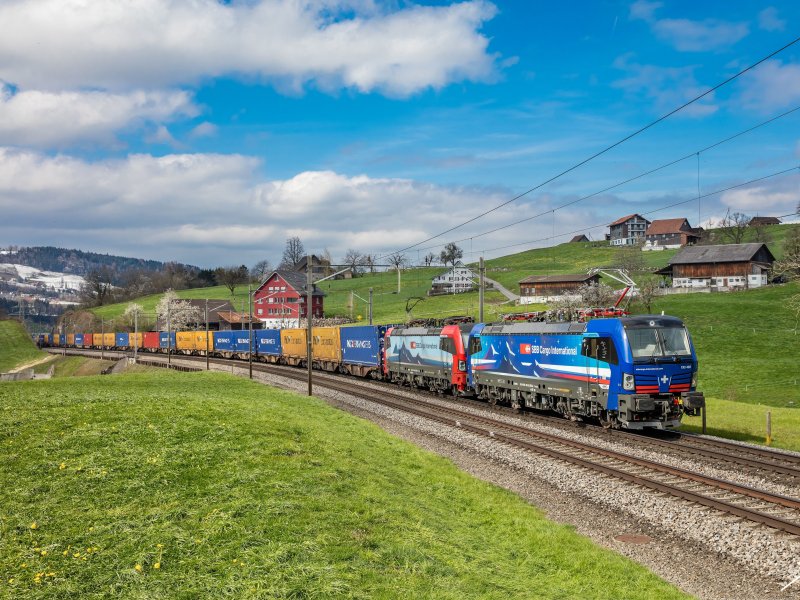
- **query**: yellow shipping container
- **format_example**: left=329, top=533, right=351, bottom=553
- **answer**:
left=281, top=328, right=307, bottom=360
left=128, top=332, right=144, bottom=348
left=93, top=333, right=102, bottom=347
left=194, top=331, right=213, bottom=352
left=312, top=327, right=341, bottom=363
left=176, top=331, right=196, bottom=352
left=66, top=333, right=75, bottom=346
left=102, top=333, right=115, bottom=347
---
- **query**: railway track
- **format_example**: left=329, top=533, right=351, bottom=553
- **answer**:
left=49, top=348, right=800, bottom=537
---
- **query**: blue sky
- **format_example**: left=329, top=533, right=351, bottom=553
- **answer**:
left=0, top=0, right=798, bottom=268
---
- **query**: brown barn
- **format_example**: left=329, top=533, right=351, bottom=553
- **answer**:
left=661, top=243, right=774, bottom=289
left=519, top=273, right=600, bottom=302
left=569, top=234, right=590, bottom=243
left=749, top=216, right=782, bottom=226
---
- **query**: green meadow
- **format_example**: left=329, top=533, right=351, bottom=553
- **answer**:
left=0, top=371, right=689, bottom=599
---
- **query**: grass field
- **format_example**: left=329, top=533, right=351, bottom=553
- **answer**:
left=0, top=320, right=47, bottom=373
left=0, top=371, right=688, bottom=599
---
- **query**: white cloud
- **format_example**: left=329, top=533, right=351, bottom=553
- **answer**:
left=738, top=60, right=800, bottom=113
left=612, top=55, right=717, bottom=117
left=758, top=7, right=786, bottom=32
left=629, top=3, right=748, bottom=51
left=720, top=173, right=800, bottom=213
left=190, top=122, right=218, bottom=139
left=651, top=18, right=748, bottom=52
left=0, top=0, right=500, bottom=97
left=0, top=86, right=197, bottom=147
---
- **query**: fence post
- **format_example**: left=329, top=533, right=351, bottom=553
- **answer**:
left=701, top=404, right=706, bottom=435
left=766, top=411, right=772, bottom=446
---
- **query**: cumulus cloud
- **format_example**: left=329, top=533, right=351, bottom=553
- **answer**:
left=738, top=60, right=800, bottom=113
left=0, top=147, right=528, bottom=266
left=612, top=55, right=717, bottom=117
left=629, top=2, right=748, bottom=51
left=190, top=122, right=218, bottom=139
left=0, top=0, right=500, bottom=97
left=0, top=86, right=197, bottom=147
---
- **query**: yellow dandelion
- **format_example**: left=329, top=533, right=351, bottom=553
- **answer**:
left=29, top=522, right=38, bottom=530
left=20, top=563, right=27, bottom=568
left=62, top=550, right=68, bottom=556
left=40, top=550, right=47, bottom=557
left=59, top=463, right=66, bottom=470
left=153, top=562, right=161, bottom=569
left=7, top=578, right=13, bottom=584
left=73, top=552, right=80, bottom=558
left=134, top=564, right=142, bottom=573
left=156, top=544, right=163, bottom=549
left=89, top=527, right=94, bottom=531
left=81, top=557, right=86, bottom=561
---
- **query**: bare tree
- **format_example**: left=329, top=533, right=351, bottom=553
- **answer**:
left=717, top=209, right=751, bottom=244
left=750, top=222, right=773, bottom=245
left=439, top=242, right=463, bottom=268
left=580, top=282, right=615, bottom=307
left=215, top=265, right=249, bottom=296
left=388, top=252, right=408, bottom=270
left=614, top=243, right=645, bottom=274
left=363, top=253, right=376, bottom=274
left=342, top=249, right=366, bottom=277
left=635, top=276, right=663, bottom=314
left=774, top=225, right=800, bottom=281
left=280, top=236, right=305, bottom=269
left=79, top=267, right=115, bottom=307
left=250, top=259, right=272, bottom=283
left=423, top=252, right=437, bottom=266
left=156, top=290, right=202, bottom=331
left=321, top=249, right=333, bottom=276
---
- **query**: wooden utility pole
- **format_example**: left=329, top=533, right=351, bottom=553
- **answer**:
left=306, top=255, right=313, bottom=396
left=479, top=256, right=485, bottom=323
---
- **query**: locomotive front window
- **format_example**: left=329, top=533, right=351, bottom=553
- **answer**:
left=626, top=326, right=691, bottom=360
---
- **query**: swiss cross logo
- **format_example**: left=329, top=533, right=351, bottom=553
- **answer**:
left=410, top=341, right=417, bottom=349
left=520, top=344, right=532, bottom=354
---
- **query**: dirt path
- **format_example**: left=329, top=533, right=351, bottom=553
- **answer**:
left=10, top=354, right=57, bottom=373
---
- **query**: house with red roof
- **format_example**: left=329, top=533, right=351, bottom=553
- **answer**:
left=643, top=218, right=699, bottom=250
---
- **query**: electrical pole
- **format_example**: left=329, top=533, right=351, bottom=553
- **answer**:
left=397, top=265, right=401, bottom=294
left=205, top=299, right=209, bottom=371
left=134, top=309, right=138, bottom=363
left=248, top=284, right=253, bottom=379
left=369, top=287, right=373, bottom=325
left=306, top=255, right=313, bottom=396
left=167, top=301, right=171, bottom=368
left=479, top=256, right=485, bottom=323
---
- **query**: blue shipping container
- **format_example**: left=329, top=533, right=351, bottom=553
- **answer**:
left=116, top=332, right=130, bottom=348
left=74, top=333, right=84, bottom=346
left=213, top=331, right=252, bottom=353
left=255, top=329, right=282, bottom=356
left=159, top=332, right=176, bottom=349
left=59, top=334, right=66, bottom=346
left=340, top=325, right=387, bottom=367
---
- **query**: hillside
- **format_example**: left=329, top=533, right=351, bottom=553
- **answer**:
left=0, top=371, right=686, bottom=598
left=1, top=246, right=199, bottom=284
left=0, top=319, right=48, bottom=373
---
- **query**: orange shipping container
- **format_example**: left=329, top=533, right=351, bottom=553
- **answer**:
left=66, top=333, right=75, bottom=346
left=102, top=333, right=115, bottom=347
left=194, top=331, right=213, bottom=352
left=176, top=331, right=196, bottom=351
left=128, top=332, right=144, bottom=348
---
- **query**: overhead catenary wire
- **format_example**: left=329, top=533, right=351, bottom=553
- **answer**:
left=408, top=103, right=800, bottom=255
left=379, top=34, right=800, bottom=260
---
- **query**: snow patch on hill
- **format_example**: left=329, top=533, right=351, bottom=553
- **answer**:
left=0, top=263, right=85, bottom=291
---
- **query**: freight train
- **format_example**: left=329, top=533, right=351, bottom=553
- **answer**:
left=39, top=314, right=704, bottom=430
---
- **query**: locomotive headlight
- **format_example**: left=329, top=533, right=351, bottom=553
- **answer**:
left=623, top=373, right=635, bottom=391
left=691, top=372, right=698, bottom=388
left=458, top=360, right=466, bottom=372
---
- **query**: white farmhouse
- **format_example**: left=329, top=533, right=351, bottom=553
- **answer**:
left=430, top=262, right=476, bottom=295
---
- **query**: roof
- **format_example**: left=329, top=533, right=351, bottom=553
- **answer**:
left=518, top=273, right=599, bottom=284
left=183, top=299, right=235, bottom=316
left=258, top=270, right=326, bottom=296
left=217, top=311, right=260, bottom=324
left=646, top=218, right=692, bottom=235
left=750, top=216, right=781, bottom=225
left=570, top=234, right=590, bottom=242
left=668, top=243, right=775, bottom=265
left=609, top=213, right=650, bottom=227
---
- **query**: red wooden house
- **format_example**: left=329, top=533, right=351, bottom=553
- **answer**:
left=253, top=270, right=325, bottom=325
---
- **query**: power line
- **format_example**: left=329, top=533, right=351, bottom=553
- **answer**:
left=381, top=34, right=800, bottom=259
left=408, top=104, right=800, bottom=254
left=476, top=165, right=799, bottom=256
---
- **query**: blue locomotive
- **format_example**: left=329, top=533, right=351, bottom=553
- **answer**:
left=467, top=315, right=704, bottom=429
